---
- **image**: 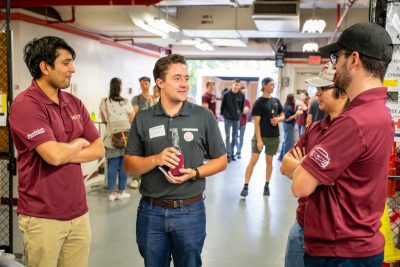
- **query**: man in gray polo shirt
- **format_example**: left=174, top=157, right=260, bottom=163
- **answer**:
left=124, top=54, right=227, bottom=267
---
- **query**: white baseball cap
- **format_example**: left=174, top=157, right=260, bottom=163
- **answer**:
left=305, top=62, right=336, bottom=88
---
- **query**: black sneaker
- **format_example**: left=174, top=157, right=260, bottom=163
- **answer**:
left=263, top=186, right=270, bottom=196
left=231, top=155, right=236, bottom=161
left=236, top=153, right=241, bottom=159
left=227, top=156, right=231, bottom=163
left=240, top=187, right=248, bottom=197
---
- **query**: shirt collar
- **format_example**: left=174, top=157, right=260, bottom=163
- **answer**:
left=154, top=100, right=191, bottom=117
left=27, top=80, right=70, bottom=107
left=347, top=87, right=388, bottom=109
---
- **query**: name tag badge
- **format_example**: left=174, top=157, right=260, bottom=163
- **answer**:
left=149, top=125, right=166, bottom=139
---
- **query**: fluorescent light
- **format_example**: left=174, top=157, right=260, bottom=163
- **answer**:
left=302, top=19, right=326, bottom=33
left=209, top=38, right=247, bottom=47
left=303, top=42, right=319, bottom=52
left=148, top=18, right=180, bottom=33
left=195, top=41, right=214, bottom=51
left=135, top=20, right=168, bottom=38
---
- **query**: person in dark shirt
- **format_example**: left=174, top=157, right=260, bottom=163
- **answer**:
left=240, top=77, right=284, bottom=197
left=220, top=79, right=245, bottom=162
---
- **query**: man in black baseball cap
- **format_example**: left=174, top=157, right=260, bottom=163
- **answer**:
left=292, top=22, right=395, bottom=266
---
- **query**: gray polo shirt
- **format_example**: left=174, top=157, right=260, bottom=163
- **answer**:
left=125, top=101, right=226, bottom=199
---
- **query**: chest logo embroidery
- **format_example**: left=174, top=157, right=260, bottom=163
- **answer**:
left=309, top=146, right=330, bottom=169
left=184, top=132, right=194, bottom=142
left=27, top=128, right=45, bottom=140
left=71, top=114, right=81, bottom=120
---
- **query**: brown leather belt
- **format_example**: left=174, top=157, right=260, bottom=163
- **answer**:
left=142, top=194, right=203, bottom=209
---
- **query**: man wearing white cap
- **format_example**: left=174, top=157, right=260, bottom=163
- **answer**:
left=281, top=62, right=349, bottom=267
left=292, top=23, right=394, bottom=266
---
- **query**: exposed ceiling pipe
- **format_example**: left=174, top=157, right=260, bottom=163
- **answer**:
left=47, top=6, right=75, bottom=24
left=327, top=0, right=356, bottom=44
left=6, top=0, right=161, bottom=7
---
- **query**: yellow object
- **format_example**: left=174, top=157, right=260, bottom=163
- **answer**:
left=1, top=92, right=6, bottom=112
left=380, top=203, right=400, bottom=263
left=90, top=111, right=96, bottom=122
left=384, top=80, right=398, bottom=87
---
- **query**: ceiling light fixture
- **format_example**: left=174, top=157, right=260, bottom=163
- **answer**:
left=194, top=40, right=214, bottom=51
left=303, top=42, right=319, bottom=52
left=148, top=18, right=180, bottom=33
left=135, top=20, right=168, bottom=38
left=134, top=17, right=179, bottom=38
left=302, top=0, right=326, bottom=34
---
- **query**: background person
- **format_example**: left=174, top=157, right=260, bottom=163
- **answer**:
left=278, top=94, right=302, bottom=161
left=202, top=79, right=217, bottom=118
left=129, top=76, right=152, bottom=189
left=220, top=79, right=245, bottom=162
left=236, top=87, right=251, bottom=159
left=240, top=77, right=284, bottom=197
left=100, top=77, right=135, bottom=201
left=9, top=36, right=105, bottom=267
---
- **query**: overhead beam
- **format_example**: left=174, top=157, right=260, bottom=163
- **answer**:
left=4, top=0, right=161, bottom=8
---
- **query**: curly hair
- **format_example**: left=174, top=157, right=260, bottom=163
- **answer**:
left=23, top=36, right=76, bottom=79
left=153, top=54, right=186, bottom=82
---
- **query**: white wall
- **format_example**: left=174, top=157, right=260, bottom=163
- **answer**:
left=11, top=20, right=158, bottom=118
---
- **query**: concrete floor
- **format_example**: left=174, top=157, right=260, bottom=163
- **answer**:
left=86, top=122, right=298, bottom=267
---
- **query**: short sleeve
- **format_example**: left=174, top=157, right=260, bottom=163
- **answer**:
left=125, top=114, right=144, bottom=156
left=131, top=96, right=139, bottom=107
left=252, top=100, right=262, bottom=116
left=9, top=100, right=56, bottom=151
left=277, top=99, right=283, bottom=114
left=125, top=101, right=133, bottom=114
left=201, top=94, right=208, bottom=104
left=301, top=116, right=365, bottom=185
left=204, top=111, right=226, bottom=158
left=308, top=100, right=317, bottom=115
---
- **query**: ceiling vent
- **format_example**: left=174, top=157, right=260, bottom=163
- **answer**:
left=252, top=1, right=300, bottom=32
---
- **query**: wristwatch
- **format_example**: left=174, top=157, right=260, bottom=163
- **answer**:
left=191, top=168, right=200, bottom=181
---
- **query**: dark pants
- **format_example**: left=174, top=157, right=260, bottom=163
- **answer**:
left=304, top=252, right=383, bottom=267
left=136, top=199, right=206, bottom=267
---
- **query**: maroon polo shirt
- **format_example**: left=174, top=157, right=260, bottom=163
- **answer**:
left=239, top=99, right=251, bottom=126
left=9, top=80, right=100, bottom=220
left=202, top=92, right=216, bottom=116
left=301, top=87, right=394, bottom=257
left=291, top=116, right=332, bottom=227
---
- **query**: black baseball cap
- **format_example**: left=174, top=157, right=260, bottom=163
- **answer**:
left=319, top=23, right=393, bottom=64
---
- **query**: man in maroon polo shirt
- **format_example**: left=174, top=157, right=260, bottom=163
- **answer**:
left=9, top=36, right=105, bottom=267
left=292, top=23, right=394, bottom=266
left=201, top=79, right=217, bottom=117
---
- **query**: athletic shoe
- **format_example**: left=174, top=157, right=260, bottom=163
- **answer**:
left=117, top=191, right=131, bottom=200
left=240, top=187, right=248, bottom=197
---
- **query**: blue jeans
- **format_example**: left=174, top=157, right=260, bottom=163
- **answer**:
left=285, top=220, right=304, bottom=267
left=236, top=124, right=246, bottom=155
left=279, top=122, right=295, bottom=160
left=107, top=156, right=128, bottom=191
left=304, top=252, right=383, bottom=267
left=297, top=124, right=305, bottom=138
left=224, top=119, right=240, bottom=157
left=136, top=199, right=206, bottom=267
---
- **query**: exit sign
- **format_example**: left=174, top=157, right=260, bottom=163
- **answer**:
left=308, top=55, right=321, bottom=64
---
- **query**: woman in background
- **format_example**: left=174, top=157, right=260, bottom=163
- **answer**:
left=100, top=77, right=135, bottom=201
left=278, top=94, right=301, bottom=161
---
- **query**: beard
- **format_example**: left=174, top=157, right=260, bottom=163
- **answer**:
left=334, top=64, right=351, bottom=93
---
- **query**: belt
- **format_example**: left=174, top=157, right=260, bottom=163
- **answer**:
left=142, top=194, right=203, bottom=209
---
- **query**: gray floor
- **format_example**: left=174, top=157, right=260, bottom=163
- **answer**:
left=86, top=122, right=298, bottom=267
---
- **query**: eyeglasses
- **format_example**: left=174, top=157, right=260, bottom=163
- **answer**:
left=317, top=86, right=335, bottom=93
left=330, top=52, right=351, bottom=64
